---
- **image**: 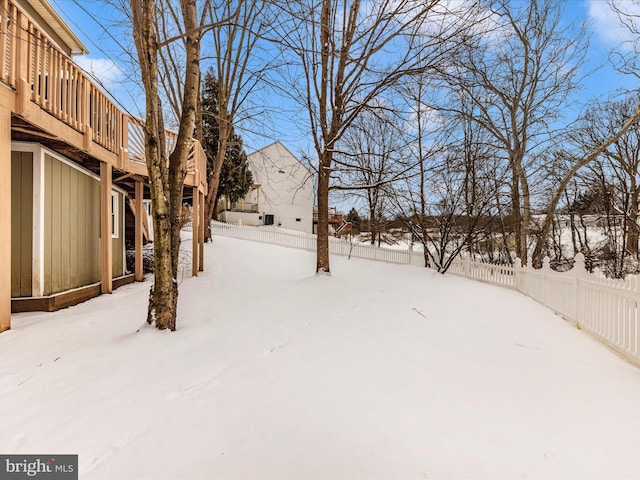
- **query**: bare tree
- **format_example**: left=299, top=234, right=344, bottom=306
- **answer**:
left=129, top=0, right=202, bottom=330
left=529, top=1, right=640, bottom=267
left=272, top=0, right=474, bottom=274
left=531, top=98, right=640, bottom=266
left=334, top=109, right=408, bottom=246
left=395, top=72, right=444, bottom=268
left=394, top=88, right=505, bottom=272
left=610, top=0, right=640, bottom=83
left=201, top=0, right=274, bottom=240
left=405, top=164, right=500, bottom=273
left=444, top=0, right=589, bottom=264
left=536, top=98, right=640, bottom=275
left=582, top=99, right=640, bottom=260
left=147, top=0, right=266, bottom=244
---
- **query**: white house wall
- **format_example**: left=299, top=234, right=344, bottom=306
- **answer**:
left=247, top=142, right=313, bottom=233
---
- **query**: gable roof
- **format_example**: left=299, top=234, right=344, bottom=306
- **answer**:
left=248, top=141, right=312, bottom=175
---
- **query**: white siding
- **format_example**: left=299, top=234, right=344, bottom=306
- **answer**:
left=244, top=142, right=313, bottom=233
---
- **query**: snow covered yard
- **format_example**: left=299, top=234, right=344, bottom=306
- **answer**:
left=2, top=236, right=640, bottom=479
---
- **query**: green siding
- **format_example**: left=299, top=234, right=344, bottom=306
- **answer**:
left=90, top=179, right=100, bottom=283
left=11, top=152, right=33, bottom=297
left=60, top=162, right=70, bottom=289
left=76, top=173, right=87, bottom=286
left=44, top=154, right=100, bottom=295
left=69, top=170, right=79, bottom=288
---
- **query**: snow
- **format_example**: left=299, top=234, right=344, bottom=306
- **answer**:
left=2, top=236, right=640, bottom=479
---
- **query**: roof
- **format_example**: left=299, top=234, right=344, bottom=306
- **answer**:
left=248, top=141, right=312, bottom=175
left=19, top=0, right=88, bottom=55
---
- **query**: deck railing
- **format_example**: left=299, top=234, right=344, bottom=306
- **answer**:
left=0, top=0, right=19, bottom=87
left=313, top=206, right=345, bottom=224
left=0, top=0, right=206, bottom=184
left=229, top=201, right=259, bottom=212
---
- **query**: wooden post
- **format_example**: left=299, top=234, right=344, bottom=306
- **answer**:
left=542, top=256, right=551, bottom=307
left=0, top=105, right=11, bottom=332
left=572, top=252, right=586, bottom=325
left=14, top=11, right=30, bottom=119
left=82, top=76, right=91, bottom=135
left=192, top=186, right=199, bottom=277
left=15, top=10, right=29, bottom=87
left=135, top=180, right=144, bottom=282
left=514, top=258, right=522, bottom=293
left=100, top=162, right=113, bottom=294
left=121, top=117, right=130, bottom=170
left=84, top=125, right=93, bottom=153
left=199, top=191, right=205, bottom=272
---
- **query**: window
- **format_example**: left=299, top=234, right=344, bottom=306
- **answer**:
left=111, top=192, right=119, bottom=238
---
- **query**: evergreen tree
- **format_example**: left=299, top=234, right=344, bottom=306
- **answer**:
left=345, top=207, right=361, bottom=231
left=201, top=69, right=253, bottom=219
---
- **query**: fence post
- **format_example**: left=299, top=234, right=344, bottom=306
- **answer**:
left=463, top=255, right=471, bottom=278
left=514, top=258, right=522, bottom=292
left=542, top=256, right=550, bottom=305
left=572, top=253, right=586, bottom=325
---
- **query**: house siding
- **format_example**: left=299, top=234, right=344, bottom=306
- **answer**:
left=10, top=151, right=33, bottom=297
left=244, top=142, right=314, bottom=233
left=43, top=153, right=100, bottom=295
left=12, top=147, right=126, bottom=299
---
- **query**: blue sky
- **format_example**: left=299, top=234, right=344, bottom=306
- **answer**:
left=577, top=0, right=640, bottom=97
left=49, top=0, right=640, bottom=157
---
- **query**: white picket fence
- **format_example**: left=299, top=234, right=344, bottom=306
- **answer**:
left=447, top=256, right=517, bottom=289
left=211, top=220, right=426, bottom=266
left=438, top=254, right=640, bottom=366
left=212, top=220, right=640, bottom=366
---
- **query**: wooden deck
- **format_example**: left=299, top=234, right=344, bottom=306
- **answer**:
left=313, top=207, right=345, bottom=225
left=313, top=207, right=352, bottom=237
left=0, top=0, right=207, bottom=190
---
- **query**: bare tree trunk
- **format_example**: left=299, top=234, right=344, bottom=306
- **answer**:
left=131, top=0, right=175, bottom=329
left=131, top=0, right=201, bottom=330
left=317, top=156, right=331, bottom=273
left=369, top=205, right=377, bottom=246
left=509, top=165, right=523, bottom=261
left=627, top=180, right=639, bottom=259
left=204, top=126, right=230, bottom=240
left=518, top=166, right=532, bottom=264
left=570, top=214, right=578, bottom=256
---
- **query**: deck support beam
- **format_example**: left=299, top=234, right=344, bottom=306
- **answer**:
left=135, top=181, right=144, bottom=282
left=199, top=191, right=205, bottom=272
left=192, top=187, right=199, bottom=277
left=100, top=162, right=113, bottom=294
left=0, top=105, right=11, bottom=332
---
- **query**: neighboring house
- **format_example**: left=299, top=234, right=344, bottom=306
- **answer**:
left=219, top=141, right=314, bottom=234
left=0, top=0, right=208, bottom=333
